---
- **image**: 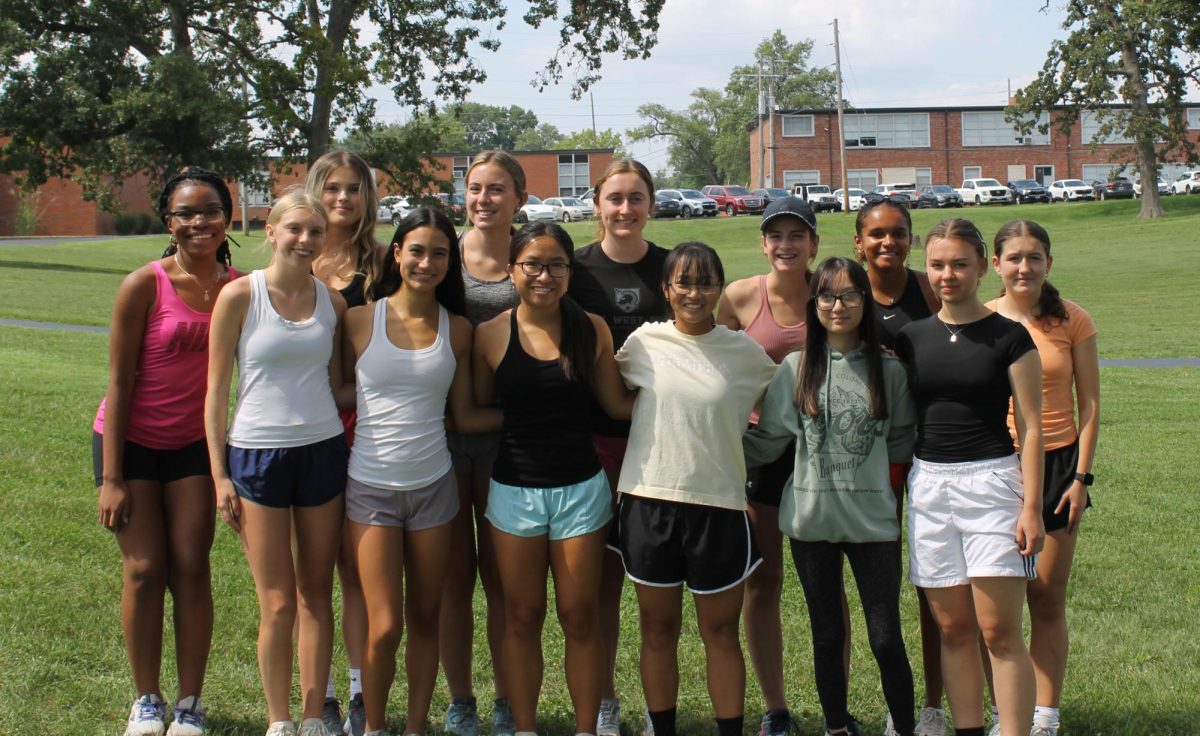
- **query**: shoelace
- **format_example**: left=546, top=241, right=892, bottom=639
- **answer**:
left=447, top=704, right=477, bottom=727
left=175, top=704, right=206, bottom=727
left=764, top=712, right=793, bottom=735
left=133, top=698, right=165, bottom=722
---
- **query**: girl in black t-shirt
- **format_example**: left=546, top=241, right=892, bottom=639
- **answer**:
left=895, top=218, right=1044, bottom=736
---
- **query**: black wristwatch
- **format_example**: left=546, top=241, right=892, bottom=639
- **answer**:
left=1074, top=471, right=1094, bottom=486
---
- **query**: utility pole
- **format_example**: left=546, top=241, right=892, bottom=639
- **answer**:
left=834, top=18, right=848, bottom=212
left=590, top=92, right=597, bottom=135
left=768, top=57, right=776, bottom=188
left=758, top=62, right=766, bottom=189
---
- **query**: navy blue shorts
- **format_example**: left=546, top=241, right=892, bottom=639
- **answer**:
left=227, top=435, right=349, bottom=508
left=92, top=431, right=210, bottom=487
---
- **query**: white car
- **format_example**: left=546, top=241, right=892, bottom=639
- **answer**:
left=1133, top=178, right=1172, bottom=197
left=1047, top=179, right=1094, bottom=202
left=658, top=188, right=718, bottom=218
left=957, top=178, right=1013, bottom=205
left=542, top=196, right=592, bottom=222
left=874, top=182, right=919, bottom=207
left=378, top=195, right=411, bottom=225
left=517, top=194, right=557, bottom=224
left=832, top=188, right=867, bottom=212
left=1172, top=171, right=1200, bottom=194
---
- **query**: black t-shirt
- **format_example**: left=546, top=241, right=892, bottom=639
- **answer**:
left=875, top=268, right=933, bottom=351
left=568, top=241, right=670, bottom=436
left=895, top=312, right=1036, bottom=462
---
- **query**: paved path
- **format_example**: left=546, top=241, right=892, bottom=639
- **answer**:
left=3, top=317, right=1198, bottom=367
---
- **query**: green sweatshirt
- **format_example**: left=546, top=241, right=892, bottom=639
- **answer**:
left=743, top=346, right=916, bottom=543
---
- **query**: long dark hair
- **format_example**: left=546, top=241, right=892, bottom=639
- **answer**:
left=158, top=166, right=237, bottom=266
left=509, top=222, right=596, bottom=384
left=796, top=257, right=888, bottom=420
left=661, top=241, right=724, bottom=320
left=993, top=219, right=1068, bottom=324
left=367, top=207, right=465, bottom=315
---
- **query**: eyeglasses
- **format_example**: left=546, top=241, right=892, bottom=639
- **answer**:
left=814, top=290, right=865, bottom=310
left=670, top=281, right=722, bottom=296
left=861, top=192, right=912, bottom=206
left=168, top=207, right=226, bottom=223
left=515, top=261, right=570, bottom=278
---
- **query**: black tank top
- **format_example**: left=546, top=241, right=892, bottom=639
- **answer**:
left=876, top=269, right=932, bottom=351
left=492, top=311, right=601, bottom=487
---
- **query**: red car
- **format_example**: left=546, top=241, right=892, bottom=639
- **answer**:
left=701, top=185, right=766, bottom=216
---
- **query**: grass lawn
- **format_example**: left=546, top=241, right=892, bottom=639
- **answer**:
left=1, top=197, right=1198, bottom=734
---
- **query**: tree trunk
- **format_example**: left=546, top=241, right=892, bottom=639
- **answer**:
left=1114, top=18, right=1165, bottom=218
left=305, top=0, right=361, bottom=162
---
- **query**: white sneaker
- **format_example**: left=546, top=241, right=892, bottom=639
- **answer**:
left=125, top=694, right=167, bottom=736
left=167, top=696, right=207, bottom=736
left=884, top=713, right=900, bottom=736
left=597, top=698, right=620, bottom=736
left=1031, top=726, right=1059, bottom=736
left=266, top=722, right=297, bottom=736
left=987, top=722, right=1002, bottom=736
left=914, top=707, right=945, bottom=736
left=298, top=717, right=335, bottom=736
left=642, top=705, right=655, bottom=736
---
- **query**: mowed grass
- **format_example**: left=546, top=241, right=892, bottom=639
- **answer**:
left=1, top=197, right=1198, bottom=734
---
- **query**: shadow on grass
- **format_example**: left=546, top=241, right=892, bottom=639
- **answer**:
left=0, top=259, right=130, bottom=276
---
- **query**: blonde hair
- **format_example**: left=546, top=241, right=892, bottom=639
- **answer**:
left=466, top=150, right=528, bottom=199
left=305, top=150, right=379, bottom=271
left=592, top=159, right=655, bottom=241
left=267, top=187, right=327, bottom=228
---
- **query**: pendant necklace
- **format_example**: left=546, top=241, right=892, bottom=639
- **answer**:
left=940, top=318, right=969, bottom=343
left=174, top=253, right=222, bottom=302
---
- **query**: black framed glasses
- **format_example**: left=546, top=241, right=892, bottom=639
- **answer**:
left=670, top=280, right=722, bottom=296
left=167, top=207, right=226, bottom=223
left=515, top=261, right=570, bottom=278
left=814, top=290, right=865, bottom=310
left=861, top=192, right=911, bottom=206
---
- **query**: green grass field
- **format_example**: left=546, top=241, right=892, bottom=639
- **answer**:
left=2, top=197, right=1198, bottom=735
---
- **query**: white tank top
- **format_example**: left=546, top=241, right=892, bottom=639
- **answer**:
left=348, top=298, right=456, bottom=489
left=228, top=270, right=343, bottom=448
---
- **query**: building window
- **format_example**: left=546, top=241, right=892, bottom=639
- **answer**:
left=1187, top=108, right=1200, bottom=130
left=558, top=153, right=590, bottom=197
left=844, top=113, right=929, bottom=148
left=963, top=166, right=982, bottom=181
left=781, top=170, right=821, bottom=189
left=846, top=169, right=878, bottom=190
left=961, top=111, right=1050, bottom=146
left=915, top=168, right=932, bottom=188
left=239, top=175, right=271, bottom=207
left=781, top=115, right=815, bottom=137
left=1080, top=110, right=1136, bottom=144
left=1082, top=163, right=1133, bottom=182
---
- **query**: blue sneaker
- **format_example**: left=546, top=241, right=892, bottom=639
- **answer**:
left=167, top=696, right=207, bottom=736
left=444, top=697, right=479, bottom=736
left=125, top=694, right=167, bottom=736
left=492, top=698, right=515, bottom=736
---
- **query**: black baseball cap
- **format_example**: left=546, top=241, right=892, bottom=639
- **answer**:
left=760, top=196, right=817, bottom=234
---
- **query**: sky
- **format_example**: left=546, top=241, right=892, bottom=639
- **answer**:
left=367, top=0, right=1078, bottom=171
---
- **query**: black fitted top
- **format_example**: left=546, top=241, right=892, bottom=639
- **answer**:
left=875, top=269, right=933, bottom=351
left=340, top=273, right=367, bottom=309
left=491, top=311, right=601, bottom=487
left=896, top=312, right=1036, bottom=463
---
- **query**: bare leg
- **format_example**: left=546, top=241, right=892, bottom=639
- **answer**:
left=549, top=529, right=607, bottom=733
left=440, top=468, right=479, bottom=700
left=634, top=583, right=683, bottom=712
left=403, top=520, right=454, bottom=734
left=743, top=501, right=786, bottom=711
left=491, top=528, right=550, bottom=732
left=474, top=477, right=508, bottom=698
left=916, top=588, right=945, bottom=708
left=114, top=480, right=168, bottom=699
left=598, top=465, right=623, bottom=702
left=695, top=584, right=748, bottom=720
left=1027, top=529, right=1079, bottom=708
left=161, top=475, right=216, bottom=699
left=922, top=585, right=985, bottom=731
left=974, top=578, right=1035, bottom=736
left=293, top=495, right=345, bottom=720
left=337, top=517, right=367, bottom=686
left=350, top=521, right=406, bottom=733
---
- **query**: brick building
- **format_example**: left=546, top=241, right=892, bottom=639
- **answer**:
left=748, top=104, right=1200, bottom=193
left=425, top=148, right=614, bottom=200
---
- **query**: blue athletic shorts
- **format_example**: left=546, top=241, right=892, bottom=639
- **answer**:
left=227, top=434, right=348, bottom=509
left=485, top=469, right=612, bottom=540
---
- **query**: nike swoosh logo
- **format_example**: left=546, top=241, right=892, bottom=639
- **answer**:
left=882, top=314, right=896, bottom=320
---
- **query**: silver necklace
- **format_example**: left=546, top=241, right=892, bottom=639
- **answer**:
left=174, top=253, right=222, bottom=302
left=940, top=318, right=969, bottom=343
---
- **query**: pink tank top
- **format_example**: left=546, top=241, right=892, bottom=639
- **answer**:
left=744, top=275, right=807, bottom=363
left=94, top=260, right=237, bottom=449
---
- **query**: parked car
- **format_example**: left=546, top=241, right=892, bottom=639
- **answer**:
left=1006, top=179, right=1051, bottom=204
left=378, top=195, right=411, bottom=225
left=516, top=194, right=557, bottom=224
left=1047, top=179, right=1094, bottom=202
left=751, top=187, right=791, bottom=206
left=660, top=188, right=718, bottom=218
left=873, top=182, right=919, bottom=208
left=957, top=178, right=1013, bottom=205
left=791, top=183, right=840, bottom=212
left=1132, top=178, right=1172, bottom=197
left=701, top=185, right=766, bottom=216
left=1091, top=177, right=1135, bottom=201
left=1172, top=171, right=1200, bottom=194
left=832, top=188, right=867, bottom=212
left=654, top=192, right=682, bottom=218
left=432, top=192, right=466, bottom=223
left=917, top=184, right=964, bottom=209
left=542, top=196, right=593, bottom=222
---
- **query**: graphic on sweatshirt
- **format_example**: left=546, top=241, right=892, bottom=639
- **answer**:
left=808, top=383, right=882, bottom=480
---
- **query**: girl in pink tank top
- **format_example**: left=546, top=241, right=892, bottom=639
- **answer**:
left=92, top=168, right=239, bottom=736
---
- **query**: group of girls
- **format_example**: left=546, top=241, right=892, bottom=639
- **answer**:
left=94, top=150, right=1097, bottom=736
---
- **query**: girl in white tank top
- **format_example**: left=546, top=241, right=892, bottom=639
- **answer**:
left=340, top=207, right=500, bottom=735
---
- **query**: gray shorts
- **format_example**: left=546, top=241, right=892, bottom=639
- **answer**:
left=448, top=430, right=502, bottom=477
left=346, top=472, right=459, bottom=530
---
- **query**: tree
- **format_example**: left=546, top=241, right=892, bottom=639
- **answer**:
left=556, top=128, right=628, bottom=157
left=515, top=124, right=565, bottom=151
left=0, top=0, right=664, bottom=208
left=457, top=103, right=540, bottom=151
left=1009, top=0, right=1200, bottom=218
left=630, top=91, right=725, bottom=186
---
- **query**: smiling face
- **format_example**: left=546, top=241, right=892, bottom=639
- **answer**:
left=993, top=235, right=1051, bottom=298
left=319, top=165, right=363, bottom=230
left=663, top=259, right=721, bottom=336
left=761, top=215, right=818, bottom=274
left=166, top=183, right=229, bottom=258
left=596, top=171, right=652, bottom=241
left=266, top=207, right=327, bottom=268
left=926, top=236, right=988, bottom=304
left=510, top=235, right=571, bottom=308
left=814, top=270, right=865, bottom=338
left=855, top=204, right=911, bottom=272
left=395, top=225, right=451, bottom=294
left=467, top=163, right=523, bottom=231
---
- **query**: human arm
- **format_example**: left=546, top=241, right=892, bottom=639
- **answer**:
left=1062, top=333, right=1099, bottom=534
left=97, top=267, right=156, bottom=531
left=743, top=356, right=800, bottom=468
left=590, top=315, right=635, bottom=421
left=448, top=315, right=503, bottom=433
left=715, top=278, right=751, bottom=330
left=884, top=359, right=918, bottom=501
left=1009, top=348, right=1045, bottom=557
left=337, top=304, right=371, bottom=413
left=204, top=279, right=250, bottom=532
left=472, top=312, right=505, bottom=411
left=326, top=289, right=355, bottom=412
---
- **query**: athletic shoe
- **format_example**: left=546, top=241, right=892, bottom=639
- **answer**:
left=265, top=722, right=297, bottom=736
left=363, top=731, right=392, bottom=736
left=298, top=717, right=335, bottom=736
left=1031, top=726, right=1060, bottom=736
left=987, top=723, right=1002, bottom=736
left=914, top=707, right=945, bottom=736
left=167, top=696, right=207, bottom=736
left=641, top=705, right=655, bottom=736
left=322, top=698, right=343, bottom=736
left=444, top=697, right=479, bottom=736
left=824, top=718, right=862, bottom=736
left=491, top=698, right=516, bottom=736
left=597, top=697, right=621, bottom=736
left=883, top=713, right=899, bottom=736
left=125, top=694, right=167, bottom=736
left=759, top=709, right=793, bottom=736
left=344, top=694, right=366, bottom=736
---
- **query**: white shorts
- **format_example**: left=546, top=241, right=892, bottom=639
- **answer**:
left=907, top=454, right=1038, bottom=588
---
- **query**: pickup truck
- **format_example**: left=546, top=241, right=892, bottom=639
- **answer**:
left=957, top=178, right=1013, bottom=205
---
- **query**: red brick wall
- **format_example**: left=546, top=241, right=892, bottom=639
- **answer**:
left=429, top=150, right=616, bottom=200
